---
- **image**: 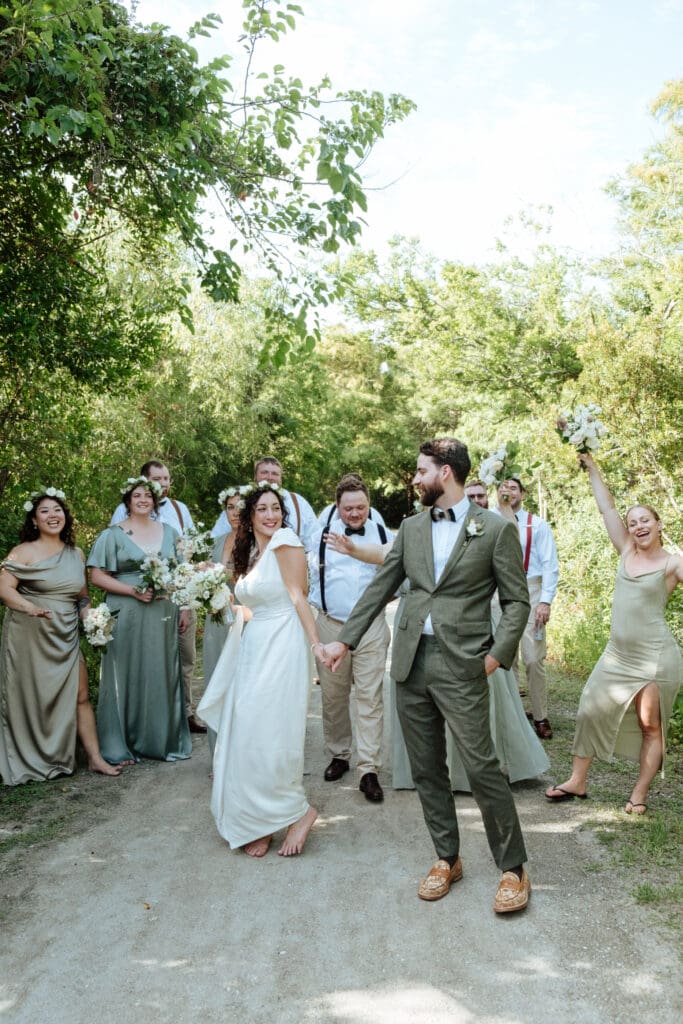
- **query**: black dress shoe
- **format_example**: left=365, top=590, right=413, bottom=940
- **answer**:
left=187, top=715, right=207, bottom=734
left=359, top=772, right=384, bottom=803
left=324, top=757, right=349, bottom=781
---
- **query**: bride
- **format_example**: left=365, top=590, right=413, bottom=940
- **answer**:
left=198, top=481, right=323, bottom=858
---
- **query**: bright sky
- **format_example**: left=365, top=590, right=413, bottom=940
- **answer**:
left=132, top=0, right=683, bottom=264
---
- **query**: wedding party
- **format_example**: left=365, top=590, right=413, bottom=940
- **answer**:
left=2, top=432, right=681, bottom=919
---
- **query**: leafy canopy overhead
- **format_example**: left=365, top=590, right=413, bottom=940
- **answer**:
left=0, top=0, right=414, bottom=373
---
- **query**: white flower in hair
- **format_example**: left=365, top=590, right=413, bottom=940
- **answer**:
left=23, top=500, right=34, bottom=511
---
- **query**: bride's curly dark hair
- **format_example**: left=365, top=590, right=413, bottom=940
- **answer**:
left=232, top=485, right=289, bottom=577
left=20, top=494, right=76, bottom=546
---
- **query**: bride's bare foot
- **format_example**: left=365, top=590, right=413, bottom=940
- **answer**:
left=88, top=754, right=123, bottom=776
left=243, top=835, right=273, bottom=858
left=278, top=806, right=318, bottom=856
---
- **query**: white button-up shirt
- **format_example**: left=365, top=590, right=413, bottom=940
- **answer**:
left=110, top=497, right=194, bottom=535
left=423, top=495, right=470, bottom=635
left=309, top=519, right=390, bottom=621
left=493, top=508, right=559, bottom=605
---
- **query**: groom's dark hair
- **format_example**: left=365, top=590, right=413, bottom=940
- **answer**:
left=420, top=438, right=471, bottom=485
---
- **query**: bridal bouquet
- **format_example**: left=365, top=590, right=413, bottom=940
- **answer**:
left=556, top=403, right=607, bottom=455
left=170, top=562, right=234, bottom=622
left=479, top=443, right=523, bottom=489
left=175, top=524, right=213, bottom=563
left=83, top=604, right=118, bottom=648
left=137, top=554, right=175, bottom=596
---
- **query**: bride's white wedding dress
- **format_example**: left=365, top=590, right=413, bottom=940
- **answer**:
left=197, top=527, right=311, bottom=847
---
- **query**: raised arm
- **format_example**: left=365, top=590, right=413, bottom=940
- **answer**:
left=324, top=531, right=393, bottom=565
left=579, top=453, right=630, bottom=553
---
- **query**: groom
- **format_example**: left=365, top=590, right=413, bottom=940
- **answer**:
left=323, top=438, right=532, bottom=913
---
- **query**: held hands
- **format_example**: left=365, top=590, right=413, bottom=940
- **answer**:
left=319, top=641, right=350, bottom=672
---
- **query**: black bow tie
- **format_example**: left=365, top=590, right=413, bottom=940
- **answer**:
left=345, top=526, right=366, bottom=536
left=431, top=507, right=455, bottom=522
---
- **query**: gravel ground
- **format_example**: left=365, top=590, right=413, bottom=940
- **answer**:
left=1, top=668, right=681, bottom=1024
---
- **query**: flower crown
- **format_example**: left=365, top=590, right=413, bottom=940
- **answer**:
left=24, top=487, right=66, bottom=512
left=120, top=476, right=163, bottom=498
left=217, top=485, right=248, bottom=508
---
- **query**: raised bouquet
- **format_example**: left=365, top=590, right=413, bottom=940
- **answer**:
left=556, top=403, right=607, bottom=456
left=479, top=443, right=524, bottom=499
left=83, top=604, right=118, bottom=648
left=170, top=562, right=234, bottom=622
left=175, top=523, right=213, bottom=563
left=137, top=554, right=175, bottom=596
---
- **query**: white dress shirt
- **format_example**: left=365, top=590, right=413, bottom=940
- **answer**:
left=309, top=519, right=389, bottom=621
left=422, top=495, right=471, bottom=635
left=110, top=497, right=194, bottom=535
left=210, top=489, right=318, bottom=551
left=493, top=507, right=559, bottom=605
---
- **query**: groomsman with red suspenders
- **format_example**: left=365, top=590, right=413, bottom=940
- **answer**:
left=496, top=477, right=559, bottom=739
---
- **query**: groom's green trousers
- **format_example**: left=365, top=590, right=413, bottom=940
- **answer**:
left=396, top=636, right=528, bottom=869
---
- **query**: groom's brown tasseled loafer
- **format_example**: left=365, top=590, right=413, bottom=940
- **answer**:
left=493, top=870, right=531, bottom=914
left=417, top=857, right=463, bottom=901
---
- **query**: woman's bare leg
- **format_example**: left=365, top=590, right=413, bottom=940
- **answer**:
left=76, top=662, right=126, bottom=775
left=278, top=806, right=318, bottom=856
left=545, top=755, right=592, bottom=798
left=243, top=835, right=273, bottom=857
left=626, top=683, right=661, bottom=813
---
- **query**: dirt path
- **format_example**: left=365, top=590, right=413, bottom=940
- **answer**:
left=1, top=663, right=680, bottom=1024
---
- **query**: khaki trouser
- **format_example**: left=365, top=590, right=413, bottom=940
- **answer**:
left=512, top=576, right=548, bottom=721
left=315, top=611, right=390, bottom=776
left=179, top=610, right=197, bottom=717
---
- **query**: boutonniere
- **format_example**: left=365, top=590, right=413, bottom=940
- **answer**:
left=465, top=519, right=483, bottom=538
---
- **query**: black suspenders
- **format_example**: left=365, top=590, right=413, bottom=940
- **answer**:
left=318, top=507, right=386, bottom=614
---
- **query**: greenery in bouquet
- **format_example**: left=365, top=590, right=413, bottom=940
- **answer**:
left=556, top=403, right=608, bottom=456
left=175, top=524, right=213, bottom=563
left=136, top=554, right=175, bottom=596
left=82, top=604, right=118, bottom=649
left=170, top=563, right=233, bottom=622
left=478, top=442, right=524, bottom=489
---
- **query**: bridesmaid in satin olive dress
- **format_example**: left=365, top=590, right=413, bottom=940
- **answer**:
left=0, top=491, right=119, bottom=785
left=546, top=454, right=682, bottom=813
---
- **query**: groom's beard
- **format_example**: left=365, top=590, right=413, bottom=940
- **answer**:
left=420, top=483, right=445, bottom=507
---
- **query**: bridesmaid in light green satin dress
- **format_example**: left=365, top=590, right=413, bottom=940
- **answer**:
left=88, top=479, right=191, bottom=765
left=0, top=491, right=119, bottom=785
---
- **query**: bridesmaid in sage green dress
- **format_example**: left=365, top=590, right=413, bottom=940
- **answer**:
left=546, top=454, right=682, bottom=814
left=202, top=487, right=241, bottom=758
left=88, top=477, right=191, bottom=765
left=0, top=490, right=119, bottom=785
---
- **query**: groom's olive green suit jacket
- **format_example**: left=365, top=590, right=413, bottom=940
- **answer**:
left=339, top=504, right=530, bottom=682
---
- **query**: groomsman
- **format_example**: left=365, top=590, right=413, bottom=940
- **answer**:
left=211, top=456, right=318, bottom=551
left=318, top=472, right=387, bottom=530
left=496, top=477, right=559, bottom=739
left=310, top=475, right=391, bottom=803
left=110, top=460, right=206, bottom=734
left=465, top=478, right=489, bottom=509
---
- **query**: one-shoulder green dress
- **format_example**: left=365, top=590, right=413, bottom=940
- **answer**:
left=0, top=546, right=84, bottom=785
left=87, top=525, right=191, bottom=764
left=572, top=556, right=682, bottom=762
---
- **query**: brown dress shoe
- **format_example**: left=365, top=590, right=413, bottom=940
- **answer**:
left=324, top=757, right=349, bottom=781
left=418, top=857, right=463, bottom=901
left=534, top=718, right=553, bottom=739
left=359, top=772, right=384, bottom=803
left=494, top=869, right=531, bottom=913
left=187, top=715, right=207, bottom=734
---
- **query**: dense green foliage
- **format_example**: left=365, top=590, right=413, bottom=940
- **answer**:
left=0, top=16, right=680, bottom=729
